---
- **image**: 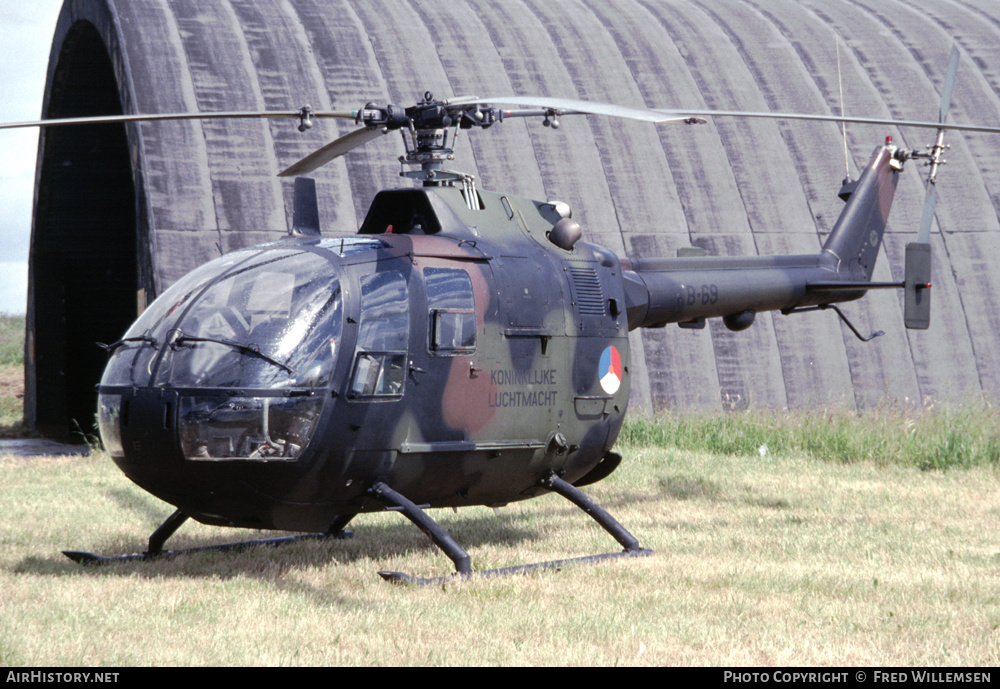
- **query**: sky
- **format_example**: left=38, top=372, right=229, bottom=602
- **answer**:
left=0, top=1, right=65, bottom=314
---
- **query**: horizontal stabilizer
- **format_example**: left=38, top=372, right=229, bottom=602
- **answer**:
left=904, top=242, right=931, bottom=329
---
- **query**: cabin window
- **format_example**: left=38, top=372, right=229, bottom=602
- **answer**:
left=349, top=271, right=409, bottom=398
left=425, top=268, right=476, bottom=353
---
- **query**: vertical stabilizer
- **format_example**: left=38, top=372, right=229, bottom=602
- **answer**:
left=822, top=143, right=902, bottom=280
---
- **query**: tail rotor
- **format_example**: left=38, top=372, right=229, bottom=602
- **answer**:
left=903, top=44, right=959, bottom=329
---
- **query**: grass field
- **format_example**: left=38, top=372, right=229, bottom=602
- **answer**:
left=1, top=315, right=998, bottom=665
left=0, top=314, right=25, bottom=432
left=2, top=438, right=998, bottom=666
left=0, top=314, right=24, bottom=368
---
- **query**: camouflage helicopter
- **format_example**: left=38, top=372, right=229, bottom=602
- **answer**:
left=7, top=48, right=999, bottom=584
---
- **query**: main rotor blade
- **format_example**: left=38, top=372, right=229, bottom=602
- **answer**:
left=447, top=95, right=700, bottom=124
left=450, top=95, right=1000, bottom=134
left=0, top=109, right=356, bottom=130
left=278, top=126, right=388, bottom=177
left=652, top=108, right=1000, bottom=135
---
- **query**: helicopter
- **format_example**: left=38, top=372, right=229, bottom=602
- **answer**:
left=7, top=47, right=999, bottom=584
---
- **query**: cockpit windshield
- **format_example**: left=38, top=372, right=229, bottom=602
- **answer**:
left=98, top=242, right=346, bottom=462
left=101, top=246, right=343, bottom=390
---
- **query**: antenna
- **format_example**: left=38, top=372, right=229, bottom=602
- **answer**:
left=837, top=37, right=850, bottom=179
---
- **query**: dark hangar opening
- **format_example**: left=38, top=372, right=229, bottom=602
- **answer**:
left=29, top=21, right=138, bottom=439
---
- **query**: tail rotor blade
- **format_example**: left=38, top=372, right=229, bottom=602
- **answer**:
left=906, top=189, right=935, bottom=328
left=939, top=44, right=959, bottom=124
left=917, top=186, right=938, bottom=245
left=903, top=45, right=957, bottom=330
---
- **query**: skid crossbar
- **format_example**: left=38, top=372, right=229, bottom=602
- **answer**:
left=63, top=509, right=355, bottom=565
left=371, top=473, right=652, bottom=584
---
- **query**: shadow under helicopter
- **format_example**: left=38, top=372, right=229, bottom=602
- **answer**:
left=18, top=501, right=635, bottom=585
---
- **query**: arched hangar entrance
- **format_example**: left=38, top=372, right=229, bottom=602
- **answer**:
left=27, top=18, right=139, bottom=438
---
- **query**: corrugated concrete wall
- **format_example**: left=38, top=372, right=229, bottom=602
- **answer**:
left=27, top=0, right=1000, bottom=431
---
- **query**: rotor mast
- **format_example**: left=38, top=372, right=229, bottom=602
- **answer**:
left=395, top=92, right=495, bottom=195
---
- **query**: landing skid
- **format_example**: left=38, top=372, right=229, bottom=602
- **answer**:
left=63, top=477, right=651, bottom=582
left=62, top=509, right=355, bottom=565
left=370, top=473, right=652, bottom=585
left=378, top=549, right=650, bottom=585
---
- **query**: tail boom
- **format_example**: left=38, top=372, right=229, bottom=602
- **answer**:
left=622, top=143, right=907, bottom=331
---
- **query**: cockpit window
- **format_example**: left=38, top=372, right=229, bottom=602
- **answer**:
left=178, top=395, right=324, bottom=461
left=349, top=271, right=408, bottom=399
left=98, top=244, right=344, bottom=463
left=101, top=249, right=260, bottom=387
left=148, top=249, right=343, bottom=389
